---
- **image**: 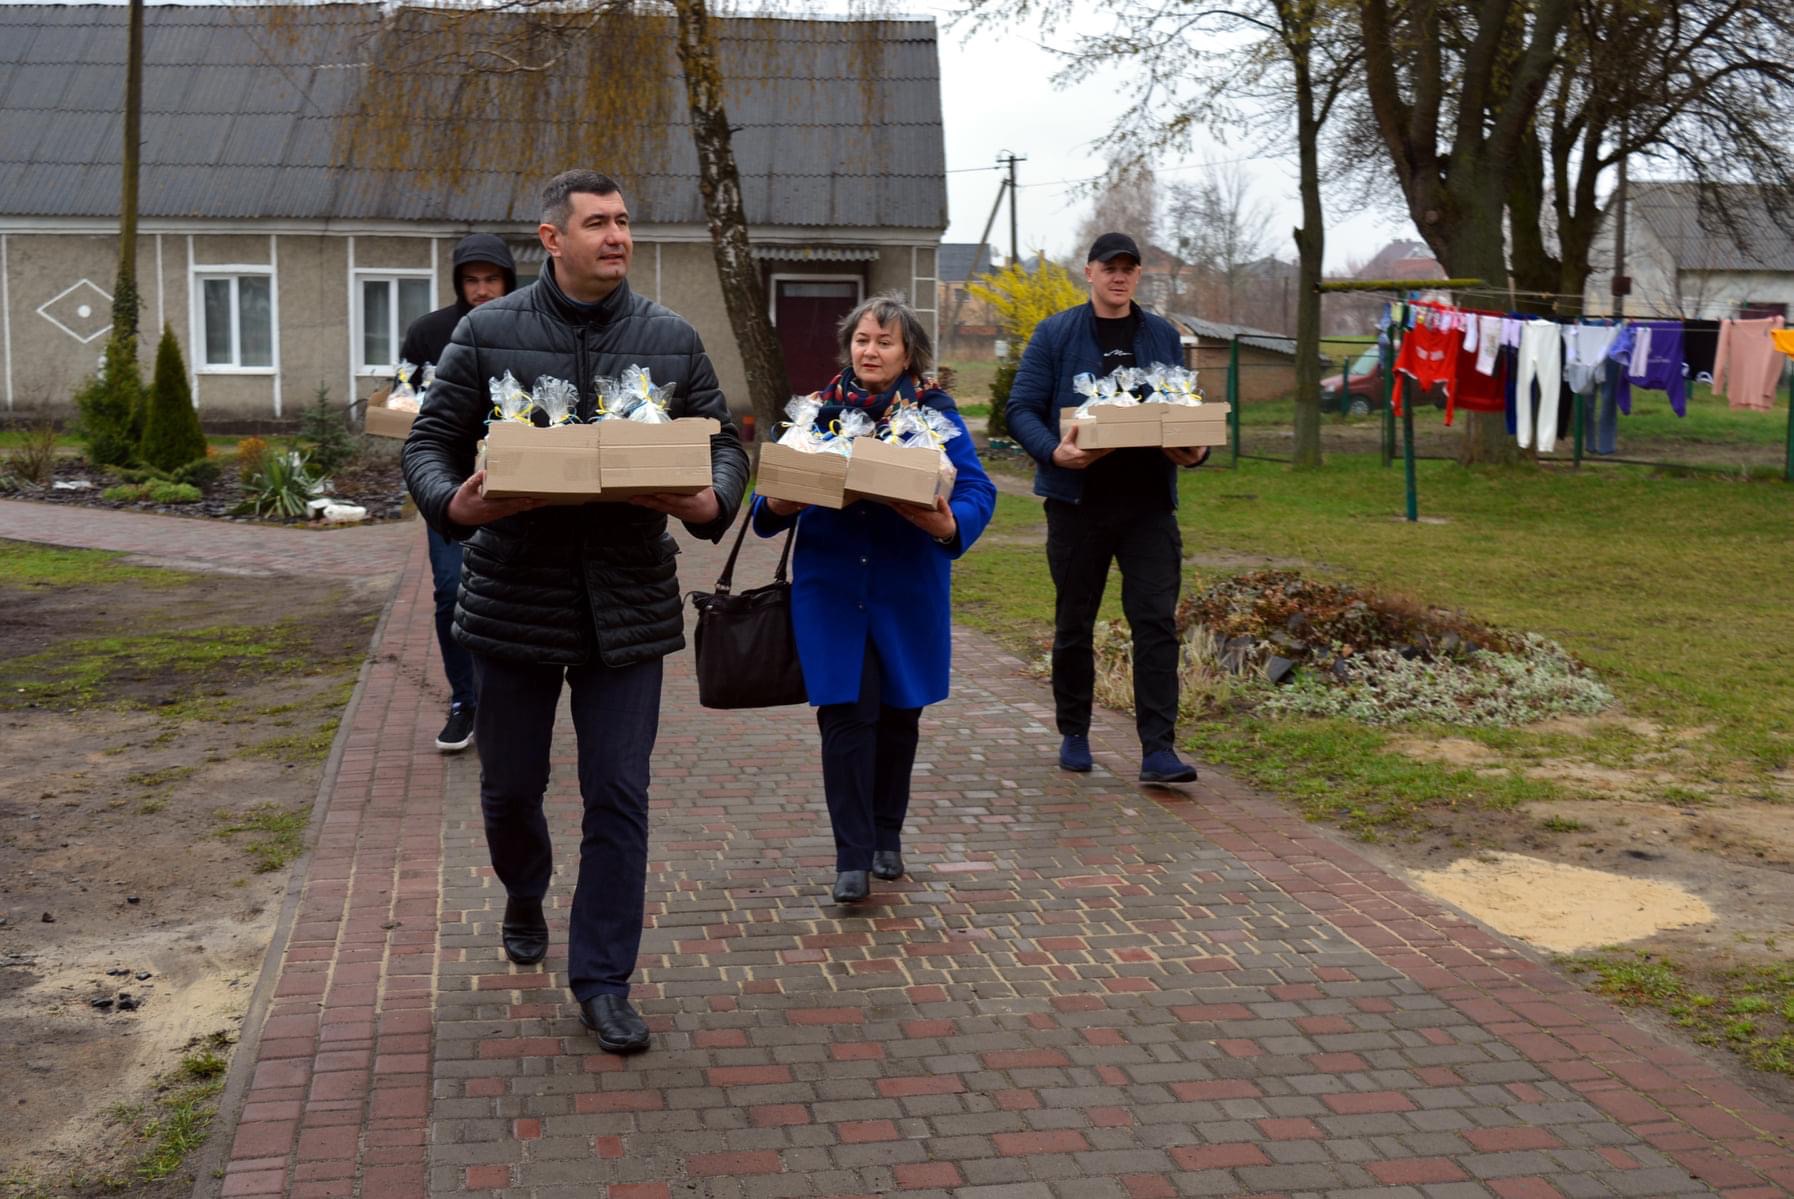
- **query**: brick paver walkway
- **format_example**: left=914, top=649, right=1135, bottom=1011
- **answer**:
left=7, top=498, right=1792, bottom=1199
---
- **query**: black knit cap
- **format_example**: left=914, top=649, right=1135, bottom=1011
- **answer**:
left=1086, top=232, right=1142, bottom=264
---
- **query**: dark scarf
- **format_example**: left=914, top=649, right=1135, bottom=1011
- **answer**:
left=814, top=367, right=920, bottom=428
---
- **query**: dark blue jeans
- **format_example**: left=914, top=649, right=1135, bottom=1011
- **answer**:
left=471, top=651, right=662, bottom=1000
left=1045, top=498, right=1183, bottom=754
left=426, top=526, right=477, bottom=709
left=817, top=641, right=920, bottom=872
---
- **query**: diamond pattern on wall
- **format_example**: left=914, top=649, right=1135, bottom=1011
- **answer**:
left=37, top=279, right=114, bottom=344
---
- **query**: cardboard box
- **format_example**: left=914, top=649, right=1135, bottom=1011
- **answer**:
left=477, top=422, right=604, bottom=503
left=597, top=417, right=720, bottom=496
left=364, top=403, right=416, bottom=440
left=845, top=439, right=947, bottom=507
left=1070, top=403, right=1161, bottom=449
left=756, top=442, right=849, bottom=509
left=1159, top=401, right=1231, bottom=448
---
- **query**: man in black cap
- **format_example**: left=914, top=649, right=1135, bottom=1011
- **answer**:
left=398, top=233, right=517, bottom=753
left=1006, top=232, right=1209, bottom=784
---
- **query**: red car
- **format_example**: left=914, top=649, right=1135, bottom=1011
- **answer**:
left=1320, top=346, right=1446, bottom=415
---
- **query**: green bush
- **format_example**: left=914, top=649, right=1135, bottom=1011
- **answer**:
left=239, top=449, right=323, bottom=518
left=103, top=480, right=202, bottom=504
left=234, top=436, right=270, bottom=484
left=75, top=334, right=145, bottom=467
left=116, top=465, right=173, bottom=484
left=298, top=385, right=355, bottom=476
left=173, top=457, right=223, bottom=488
left=140, top=325, right=207, bottom=472
left=987, top=353, right=1017, bottom=440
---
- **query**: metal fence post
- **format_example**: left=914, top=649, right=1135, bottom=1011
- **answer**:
left=1402, top=375, right=1418, bottom=522
left=1784, top=363, right=1793, bottom=483
left=1227, top=335, right=1241, bottom=466
left=1380, top=322, right=1396, bottom=467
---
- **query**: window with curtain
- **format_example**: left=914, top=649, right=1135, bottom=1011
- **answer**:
left=197, top=274, right=274, bottom=369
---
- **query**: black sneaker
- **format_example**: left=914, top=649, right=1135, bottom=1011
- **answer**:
left=435, top=705, right=475, bottom=752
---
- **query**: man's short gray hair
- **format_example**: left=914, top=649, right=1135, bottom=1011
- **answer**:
left=541, top=170, right=623, bottom=230
left=836, top=292, right=934, bottom=380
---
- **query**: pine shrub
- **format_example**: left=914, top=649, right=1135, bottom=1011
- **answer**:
left=140, top=324, right=207, bottom=471
left=297, top=385, right=355, bottom=476
left=75, top=334, right=145, bottom=467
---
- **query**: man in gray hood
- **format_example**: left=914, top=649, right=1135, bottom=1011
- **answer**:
left=398, top=233, right=518, bottom=753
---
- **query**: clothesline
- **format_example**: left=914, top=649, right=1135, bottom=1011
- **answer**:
left=1384, top=298, right=1786, bottom=456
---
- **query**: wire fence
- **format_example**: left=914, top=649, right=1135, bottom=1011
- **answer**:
left=1207, top=334, right=1794, bottom=493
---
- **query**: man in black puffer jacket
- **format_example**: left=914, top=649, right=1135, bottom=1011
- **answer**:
left=403, top=170, right=749, bottom=1055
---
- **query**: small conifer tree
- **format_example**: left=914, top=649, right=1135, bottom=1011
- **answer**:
left=139, top=324, right=207, bottom=471
left=75, top=333, right=145, bottom=467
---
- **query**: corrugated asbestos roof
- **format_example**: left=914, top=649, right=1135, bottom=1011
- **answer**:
left=0, top=3, right=946, bottom=228
left=1631, top=182, right=1794, bottom=272
left=1167, top=314, right=1299, bottom=357
left=936, top=242, right=992, bottom=283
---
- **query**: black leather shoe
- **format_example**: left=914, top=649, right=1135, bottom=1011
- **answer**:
left=501, top=896, right=548, bottom=965
left=832, top=870, right=870, bottom=904
left=871, top=850, right=905, bottom=881
left=578, top=994, right=650, bottom=1054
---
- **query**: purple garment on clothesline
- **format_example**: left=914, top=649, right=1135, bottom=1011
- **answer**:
left=1606, top=325, right=1635, bottom=415
left=1621, top=321, right=1687, bottom=417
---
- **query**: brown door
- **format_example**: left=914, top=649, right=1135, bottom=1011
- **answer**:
left=775, top=279, right=860, bottom=394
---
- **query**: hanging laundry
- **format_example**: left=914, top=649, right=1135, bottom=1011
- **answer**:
left=1712, top=315, right=1786, bottom=410
left=1606, top=324, right=1637, bottom=415
left=1629, top=326, right=1653, bottom=376
left=1562, top=324, right=1619, bottom=398
left=1476, top=315, right=1502, bottom=376
left=1772, top=329, right=1794, bottom=358
left=1626, top=321, right=1688, bottom=417
left=1682, top=319, right=1722, bottom=380
left=1516, top=320, right=1565, bottom=452
left=1392, top=320, right=1458, bottom=416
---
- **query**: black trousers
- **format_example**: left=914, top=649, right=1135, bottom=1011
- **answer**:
left=817, top=641, right=921, bottom=872
left=471, top=651, right=661, bottom=1000
left=1044, top=498, right=1183, bottom=753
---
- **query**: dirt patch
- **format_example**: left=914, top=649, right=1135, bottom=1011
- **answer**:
left=1409, top=851, right=1716, bottom=954
left=0, top=549, right=384, bottom=1194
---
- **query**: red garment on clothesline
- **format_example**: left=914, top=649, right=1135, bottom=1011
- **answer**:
left=1392, top=321, right=1458, bottom=416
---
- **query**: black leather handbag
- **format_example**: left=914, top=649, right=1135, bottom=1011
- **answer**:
left=688, top=510, right=808, bottom=709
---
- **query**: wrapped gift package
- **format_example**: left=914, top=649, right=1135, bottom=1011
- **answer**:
left=477, top=423, right=604, bottom=503
left=598, top=417, right=719, bottom=496
left=363, top=386, right=417, bottom=439
left=845, top=439, right=948, bottom=507
left=756, top=441, right=849, bottom=509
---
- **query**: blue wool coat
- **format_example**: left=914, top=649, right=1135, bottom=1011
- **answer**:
left=751, top=396, right=995, bottom=709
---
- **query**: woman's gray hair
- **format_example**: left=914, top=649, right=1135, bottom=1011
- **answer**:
left=836, top=292, right=935, bottom=380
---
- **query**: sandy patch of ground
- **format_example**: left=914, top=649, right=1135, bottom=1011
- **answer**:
left=1410, top=851, right=1716, bottom=954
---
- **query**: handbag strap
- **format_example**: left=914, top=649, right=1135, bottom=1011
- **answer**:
left=714, top=503, right=794, bottom=595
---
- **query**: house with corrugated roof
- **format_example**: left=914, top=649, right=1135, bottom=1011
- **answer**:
left=1583, top=182, right=1794, bottom=320
left=0, top=4, right=948, bottom=419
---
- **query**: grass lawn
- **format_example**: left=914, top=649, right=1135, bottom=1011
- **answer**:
left=953, top=455, right=1794, bottom=836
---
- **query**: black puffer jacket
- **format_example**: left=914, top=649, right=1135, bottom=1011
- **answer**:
left=402, top=262, right=749, bottom=668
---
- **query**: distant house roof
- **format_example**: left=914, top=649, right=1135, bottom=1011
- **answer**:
left=0, top=4, right=947, bottom=229
left=937, top=242, right=993, bottom=283
left=1167, top=313, right=1297, bottom=357
left=1355, top=239, right=1443, bottom=280
left=1629, top=182, right=1794, bottom=272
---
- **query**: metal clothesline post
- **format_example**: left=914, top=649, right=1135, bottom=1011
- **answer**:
left=1784, top=362, right=1793, bottom=484
left=1227, top=336, right=1241, bottom=467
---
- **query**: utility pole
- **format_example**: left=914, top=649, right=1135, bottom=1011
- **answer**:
left=1611, top=112, right=1630, bottom=321
left=113, top=0, right=144, bottom=342
left=998, top=151, right=1026, bottom=266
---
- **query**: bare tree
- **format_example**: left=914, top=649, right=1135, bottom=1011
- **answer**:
left=1073, top=163, right=1160, bottom=256
left=959, top=0, right=1361, bottom=468
left=262, top=1, right=895, bottom=443
left=1356, top=0, right=1573, bottom=463
left=1165, top=166, right=1274, bottom=324
left=1509, top=0, right=1794, bottom=310
left=112, top=0, right=143, bottom=344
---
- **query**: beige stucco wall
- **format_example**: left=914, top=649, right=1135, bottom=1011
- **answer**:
left=5, top=229, right=942, bottom=422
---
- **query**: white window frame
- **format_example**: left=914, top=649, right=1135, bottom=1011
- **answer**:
left=190, top=264, right=277, bottom=375
left=767, top=274, right=864, bottom=327
left=352, top=269, right=436, bottom=376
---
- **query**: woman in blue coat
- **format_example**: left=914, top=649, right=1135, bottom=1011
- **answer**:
left=753, top=294, right=996, bottom=904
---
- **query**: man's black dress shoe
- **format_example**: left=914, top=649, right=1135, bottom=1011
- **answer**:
left=832, top=870, right=870, bottom=904
left=501, top=895, right=548, bottom=965
left=871, top=850, right=905, bottom=881
left=579, top=994, right=650, bottom=1054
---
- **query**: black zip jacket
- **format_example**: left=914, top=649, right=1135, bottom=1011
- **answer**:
left=401, top=261, right=749, bottom=668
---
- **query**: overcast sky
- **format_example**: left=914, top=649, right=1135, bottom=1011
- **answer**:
left=922, top=3, right=1420, bottom=271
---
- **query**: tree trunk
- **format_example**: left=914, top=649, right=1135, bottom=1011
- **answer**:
left=1506, top=125, right=1561, bottom=314
left=669, top=0, right=787, bottom=448
left=1289, top=58, right=1324, bottom=468
left=1440, top=176, right=1520, bottom=465
left=112, top=0, right=143, bottom=343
